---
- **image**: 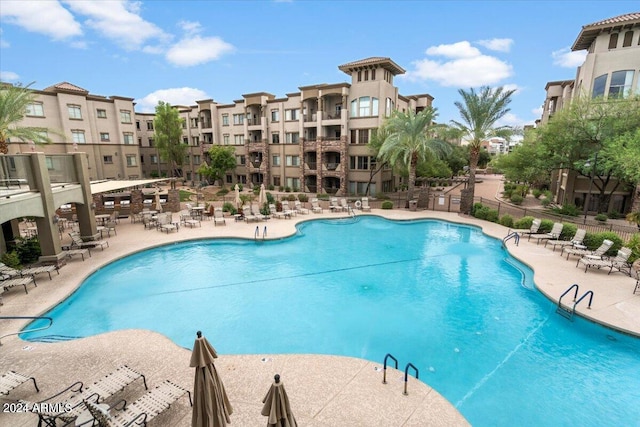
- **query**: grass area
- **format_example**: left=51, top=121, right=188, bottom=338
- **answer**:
left=179, top=189, right=195, bottom=202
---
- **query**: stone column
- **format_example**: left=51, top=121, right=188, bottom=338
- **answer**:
left=73, top=153, right=98, bottom=240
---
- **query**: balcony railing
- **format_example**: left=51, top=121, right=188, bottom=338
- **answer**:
left=305, top=162, right=317, bottom=170
left=247, top=118, right=262, bottom=126
left=325, top=162, right=339, bottom=171
left=250, top=161, right=262, bottom=168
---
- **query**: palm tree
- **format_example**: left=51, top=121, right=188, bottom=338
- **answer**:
left=451, top=86, right=516, bottom=214
left=378, top=107, right=451, bottom=206
left=0, top=82, right=53, bottom=154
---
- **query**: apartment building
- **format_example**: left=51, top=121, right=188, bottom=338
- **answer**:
left=541, top=12, right=640, bottom=213
left=8, top=82, right=143, bottom=180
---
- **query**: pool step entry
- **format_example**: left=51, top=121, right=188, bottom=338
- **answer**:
left=381, top=353, right=420, bottom=396
left=556, top=283, right=594, bottom=321
left=27, top=334, right=80, bottom=343
left=0, top=315, right=53, bottom=345
left=503, top=230, right=520, bottom=246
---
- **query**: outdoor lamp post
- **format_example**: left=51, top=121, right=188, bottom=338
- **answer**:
left=583, top=153, right=598, bottom=221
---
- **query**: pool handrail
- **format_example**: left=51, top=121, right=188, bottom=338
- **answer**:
left=0, top=316, right=53, bottom=345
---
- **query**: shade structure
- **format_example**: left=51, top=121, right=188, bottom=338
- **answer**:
left=190, top=331, right=233, bottom=427
left=234, top=184, right=241, bottom=209
left=261, top=374, right=297, bottom=427
left=258, top=183, right=267, bottom=206
left=155, top=191, right=163, bottom=213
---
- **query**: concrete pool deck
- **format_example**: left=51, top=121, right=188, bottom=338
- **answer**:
left=1, top=202, right=638, bottom=426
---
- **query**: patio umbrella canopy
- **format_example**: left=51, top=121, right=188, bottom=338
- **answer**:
left=261, top=374, right=297, bottom=427
left=190, top=331, right=233, bottom=427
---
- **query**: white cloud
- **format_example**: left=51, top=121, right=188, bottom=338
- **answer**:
left=178, top=21, right=202, bottom=37
left=477, top=38, right=513, bottom=52
left=496, top=112, right=524, bottom=127
left=0, top=28, right=9, bottom=48
left=63, top=0, right=168, bottom=50
left=405, top=41, right=513, bottom=87
left=166, top=36, right=234, bottom=67
left=135, top=87, right=210, bottom=113
left=0, top=0, right=82, bottom=40
left=532, top=106, right=544, bottom=117
left=551, top=47, right=587, bottom=68
left=501, top=83, right=522, bottom=95
left=0, top=71, right=20, bottom=81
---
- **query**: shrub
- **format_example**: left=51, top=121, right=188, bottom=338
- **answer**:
left=541, top=198, right=551, bottom=207
left=625, top=234, right=640, bottom=263
left=510, top=194, right=523, bottom=205
left=503, top=183, right=516, bottom=191
left=222, top=202, right=237, bottom=215
left=471, top=202, right=484, bottom=217
left=253, top=187, right=261, bottom=196
left=298, top=193, right=308, bottom=202
left=499, top=215, right=514, bottom=228
left=381, top=200, right=393, bottom=209
left=284, top=186, right=291, bottom=193
left=543, top=190, right=553, bottom=200
left=15, top=237, right=41, bottom=265
left=538, top=219, right=554, bottom=233
left=237, top=184, right=243, bottom=191
left=317, top=193, right=330, bottom=201
left=559, top=223, right=577, bottom=241
left=553, top=204, right=581, bottom=217
left=216, top=188, right=229, bottom=196
left=583, top=231, right=624, bottom=255
left=278, top=186, right=284, bottom=192
left=515, top=184, right=529, bottom=197
left=268, top=184, right=275, bottom=191
left=486, top=209, right=499, bottom=223
left=287, top=194, right=296, bottom=201
left=532, top=189, right=542, bottom=199
left=594, top=213, right=608, bottom=222
left=607, top=210, right=622, bottom=219
left=0, top=251, right=21, bottom=269
left=502, top=189, right=513, bottom=199
left=474, top=206, right=490, bottom=220
left=514, top=216, right=535, bottom=229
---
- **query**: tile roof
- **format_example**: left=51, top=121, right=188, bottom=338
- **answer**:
left=573, top=12, right=640, bottom=50
left=338, top=57, right=405, bottom=75
left=584, top=12, right=640, bottom=28
left=44, top=82, right=89, bottom=94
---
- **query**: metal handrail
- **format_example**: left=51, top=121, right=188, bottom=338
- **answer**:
left=558, top=283, right=580, bottom=306
left=503, top=230, right=520, bottom=246
left=573, top=290, right=594, bottom=311
left=382, top=353, right=398, bottom=384
left=403, top=363, right=419, bottom=396
left=0, top=316, right=53, bottom=345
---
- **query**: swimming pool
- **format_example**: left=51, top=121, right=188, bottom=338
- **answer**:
left=23, top=217, right=640, bottom=426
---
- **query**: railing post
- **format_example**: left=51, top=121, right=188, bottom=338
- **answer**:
left=382, top=353, right=398, bottom=385
left=403, top=363, right=419, bottom=396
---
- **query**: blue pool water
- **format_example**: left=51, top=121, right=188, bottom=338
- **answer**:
left=23, top=217, right=640, bottom=426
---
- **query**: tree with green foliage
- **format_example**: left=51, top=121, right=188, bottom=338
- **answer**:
left=491, top=134, right=550, bottom=188
left=0, top=82, right=55, bottom=154
left=364, top=126, right=390, bottom=196
left=451, top=86, right=516, bottom=213
left=198, top=145, right=236, bottom=186
left=153, top=101, right=187, bottom=177
left=378, top=107, right=451, bottom=206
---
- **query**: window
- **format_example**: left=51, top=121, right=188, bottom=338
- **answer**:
left=272, top=132, right=280, bottom=144
left=234, top=134, right=244, bottom=145
left=140, top=155, right=144, bottom=164
left=223, top=134, right=230, bottom=145
left=285, top=155, right=300, bottom=166
left=192, top=136, right=199, bottom=145
left=26, top=102, right=44, bottom=117
left=71, top=130, right=85, bottom=143
left=126, top=155, right=136, bottom=167
left=623, top=31, right=633, bottom=47
left=350, top=97, right=378, bottom=117
left=609, top=70, right=634, bottom=99
left=100, top=132, right=110, bottom=141
left=233, top=114, right=244, bottom=125
left=190, top=118, right=198, bottom=127
left=222, top=114, right=229, bottom=126
left=349, top=156, right=375, bottom=170
left=592, top=74, right=607, bottom=98
left=286, top=177, right=300, bottom=190
left=364, top=70, right=369, bottom=81
left=608, top=33, right=618, bottom=49
left=183, top=137, right=189, bottom=144
left=271, top=110, right=280, bottom=122
left=103, top=155, right=113, bottom=164
left=371, top=69, right=376, bottom=80
left=359, top=97, right=370, bottom=116
left=136, top=121, right=140, bottom=130
left=236, top=155, right=246, bottom=165
left=359, top=129, right=370, bottom=144
left=147, top=121, right=154, bottom=130
left=45, top=157, right=54, bottom=170
left=285, top=132, right=299, bottom=144
left=97, top=109, right=107, bottom=118
left=138, top=138, right=142, bottom=146
left=357, top=71, right=362, bottom=82
left=148, top=138, right=154, bottom=147
left=150, top=154, right=158, bottom=164
left=351, top=99, right=358, bottom=117
left=120, top=110, right=132, bottom=123
left=285, top=109, right=299, bottom=121
left=193, top=155, right=201, bottom=165
left=123, top=133, right=134, bottom=145
left=272, top=155, right=280, bottom=166
left=68, top=105, right=82, bottom=119
left=385, top=98, right=393, bottom=117
left=349, top=181, right=375, bottom=195
left=273, top=176, right=281, bottom=186
left=184, top=155, right=191, bottom=164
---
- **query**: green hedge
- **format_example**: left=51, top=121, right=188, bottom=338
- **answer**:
left=381, top=201, right=393, bottom=209
left=583, top=231, right=624, bottom=256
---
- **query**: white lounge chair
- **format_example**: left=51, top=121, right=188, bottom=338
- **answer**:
left=530, top=222, right=563, bottom=245
left=329, top=197, right=340, bottom=212
left=310, top=198, right=323, bottom=213
left=564, top=239, right=614, bottom=260
left=213, top=207, right=226, bottom=226
left=1, top=275, right=37, bottom=294
left=294, top=200, right=309, bottom=214
left=339, top=198, right=349, bottom=212
left=70, top=232, right=109, bottom=251
left=0, top=262, right=58, bottom=281
left=361, top=197, right=371, bottom=212
left=547, top=229, right=586, bottom=252
left=521, top=219, right=541, bottom=240
left=281, top=201, right=295, bottom=218
left=0, top=371, right=39, bottom=395
left=577, top=247, right=632, bottom=275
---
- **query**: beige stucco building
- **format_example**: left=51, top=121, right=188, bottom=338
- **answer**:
left=541, top=12, right=640, bottom=214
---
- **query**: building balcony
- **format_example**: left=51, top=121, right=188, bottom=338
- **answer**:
left=304, top=162, right=317, bottom=170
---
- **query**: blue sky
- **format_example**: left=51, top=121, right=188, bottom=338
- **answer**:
left=1, top=1, right=638, bottom=127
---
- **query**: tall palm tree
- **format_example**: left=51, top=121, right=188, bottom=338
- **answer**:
left=0, top=82, right=53, bottom=154
left=378, top=107, right=451, bottom=206
left=451, top=86, right=516, bottom=214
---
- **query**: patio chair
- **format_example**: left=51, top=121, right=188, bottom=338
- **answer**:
left=0, top=370, right=39, bottom=395
left=70, top=232, right=109, bottom=251
left=329, top=197, right=340, bottom=212
left=519, top=219, right=541, bottom=239
left=156, top=213, right=178, bottom=233
left=547, top=228, right=586, bottom=252
left=1, top=275, right=37, bottom=294
left=252, top=204, right=267, bottom=221
left=281, top=201, right=296, bottom=218
left=83, top=379, right=192, bottom=427
left=20, top=365, right=147, bottom=427
left=294, top=200, right=309, bottom=214
left=104, top=221, right=117, bottom=237
left=243, top=204, right=258, bottom=223
left=339, top=198, right=349, bottom=212
left=529, top=222, right=563, bottom=245
left=269, top=204, right=286, bottom=219
left=361, top=197, right=371, bottom=212
left=63, top=248, right=91, bottom=261
left=213, top=207, right=226, bottom=226
left=564, top=239, right=614, bottom=260
left=577, top=247, right=632, bottom=275
left=310, top=198, right=323, bottom=214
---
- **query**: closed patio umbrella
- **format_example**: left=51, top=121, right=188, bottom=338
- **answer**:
left=190, top=331, right=233, bottom=427
left=234, top=184, right=241, bottom=209
left=261, top=374, right=297, bottom=427
left=155, top=191, right=163, bottom=213
left=258, top=183, right=267, bottom=206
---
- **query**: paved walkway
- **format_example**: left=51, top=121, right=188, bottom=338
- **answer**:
left=1, top=183, right=638, bottom=426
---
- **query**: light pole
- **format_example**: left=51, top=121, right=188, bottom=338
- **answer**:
left=583, top=152, right=598, bottom=221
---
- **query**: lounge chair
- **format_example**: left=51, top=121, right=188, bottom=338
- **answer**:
left=243, top=204, right=258, bottom=223
left=564, top=239, right=614, bottom=260
left=0, top=262, right=58, bottom=281
left=361, top=197, right=371, bottom=212
left=294, top=200, right=309, bottom=214
left=104, top=221, right=117, bottom=237
left=83, top=379, right=192, bottom=427
left=1, top=275, right=37, bottom=294
left=529, top=222, right=563, bottom=245
left=0, top=370, right=39, bottom=395
left=519, top=219, right=541, bottom=239
left=339, top=198, right=350, bottom=212
left=213, top=207, right=226, bottom=226
left=577, top=247, right=632, bottom=275
left=281, top=201, right=295, bottom=218
left=310, top=198, right=323, bottom=213
left=63, top=248, right=91, bottom=261
left=181, top=210, right=201, bottom=228
left=70, top=232, right=109, bottom=251
left=329, top=197, right=340, bottom=212
left=21, top=365, right=147, bottom=427
left=252, top=204, right=267, bottom=221
left=156, top=213, right=178, bottom=233
left=547, top=229, right=586, bottom=252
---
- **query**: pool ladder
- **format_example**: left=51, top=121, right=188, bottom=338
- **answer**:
left=503, top=229, right=520, bottom=246
left=254, top=225, right=267, bottom=240
left=382, top=353, right=420, bottom=396
left=0, top=315, right=53, bottom=345
left=556, top=283, right=594, bottom=321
